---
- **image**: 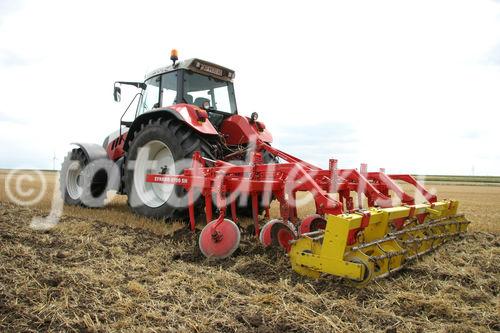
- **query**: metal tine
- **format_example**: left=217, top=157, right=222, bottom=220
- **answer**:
left=301, top=230, right=324, bottom=238
left=375, top=265, right=405, bottom=280
left=405, top=233, right=460, bottom=260
left=351, top=236, right=397, bottom=251
left=369, top=249, right=407, bottom=262
left=389, top=218, right=470, bottom=237
left=402, top=231, right=464, bottom=244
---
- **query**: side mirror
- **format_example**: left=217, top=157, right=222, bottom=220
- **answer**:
left=250, top=112, right=259, bottom=123
left=113, top=86, right=121, bottom=102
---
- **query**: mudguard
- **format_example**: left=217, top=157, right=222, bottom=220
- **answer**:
left=71, top=142, right=108, bottom=162
left=124, top=105, right=218, bottom=151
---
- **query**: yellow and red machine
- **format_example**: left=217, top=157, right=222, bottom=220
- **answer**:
left=61, top=50, right=470, bottom=285
left=147, top=142, right=469, bottom=285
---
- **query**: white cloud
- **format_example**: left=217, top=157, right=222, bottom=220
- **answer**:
left=0, top=0, right=499, bottom=175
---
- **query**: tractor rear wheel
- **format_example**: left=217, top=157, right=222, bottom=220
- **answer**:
left=124, top=118, right=212, bottom=219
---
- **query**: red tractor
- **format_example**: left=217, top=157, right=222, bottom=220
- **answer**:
left=61, top=50, right=273, bottom=218
left=60, top=50, right=469, bottom=285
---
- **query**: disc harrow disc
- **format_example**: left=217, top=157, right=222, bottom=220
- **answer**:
left=270, top=220, right=297, bottom=252
left=199, top=219, right=240, bottom=259
left=259, top=219, right=282, bottom=247
left=299, top=214, right=327, bottom=235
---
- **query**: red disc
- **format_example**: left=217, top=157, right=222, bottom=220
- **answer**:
left=299, top=214, right=327, bottom=235
left=259, top=219, right=282, bottom=247
left=199, top=219, right=240, bottom=259
left=270, top=220, right=297, bottom=252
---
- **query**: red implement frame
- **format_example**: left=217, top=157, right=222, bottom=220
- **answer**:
left=145, top=140, right=437, bottom=236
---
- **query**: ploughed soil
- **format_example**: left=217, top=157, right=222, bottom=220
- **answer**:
left=0, top=202, right=499, bottom=332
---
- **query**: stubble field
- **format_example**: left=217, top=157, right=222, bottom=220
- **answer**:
left=0, top=170, right=498, bottom=332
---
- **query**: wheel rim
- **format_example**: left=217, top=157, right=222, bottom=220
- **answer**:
left=66, top=161, right=83, bottom=200
left=199, top=219, right=241, bottom=259
left=134, top=140, right=175, bottom=208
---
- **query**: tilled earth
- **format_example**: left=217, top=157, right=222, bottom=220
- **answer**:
left=0, top=202, right=499, bottom=332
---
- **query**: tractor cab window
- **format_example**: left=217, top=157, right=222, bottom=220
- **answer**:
left=160, top=72, right=177, bottom=107
left=137, top=72, right=177, bottom=116
left=183, top=71, right=236, bottom=114
left=138, top=76, right=160, bottom=115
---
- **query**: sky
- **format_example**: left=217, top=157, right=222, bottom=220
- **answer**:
left=0, top=0, right=499, bottom=175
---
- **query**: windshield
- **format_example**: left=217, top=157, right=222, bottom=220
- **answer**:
left=183, top=71, right=237, bottom=114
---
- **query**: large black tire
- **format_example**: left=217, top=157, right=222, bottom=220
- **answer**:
left=124, top=118, right=212, bottom=219
left=60, top=149, right=119, bottom=207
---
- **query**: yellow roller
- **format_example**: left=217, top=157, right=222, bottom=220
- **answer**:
left=289, top=200, right=470, bottom=286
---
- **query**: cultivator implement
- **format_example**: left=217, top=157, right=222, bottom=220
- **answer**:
left=146, top=140, right=470, bottom=285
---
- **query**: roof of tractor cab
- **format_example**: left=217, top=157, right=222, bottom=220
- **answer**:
left=144, top=58, right=235, bottom=83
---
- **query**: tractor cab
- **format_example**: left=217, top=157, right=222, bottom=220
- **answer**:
left=111, top=50, right=272, bottom=159
left=135, top=56, right=237, bottom=128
